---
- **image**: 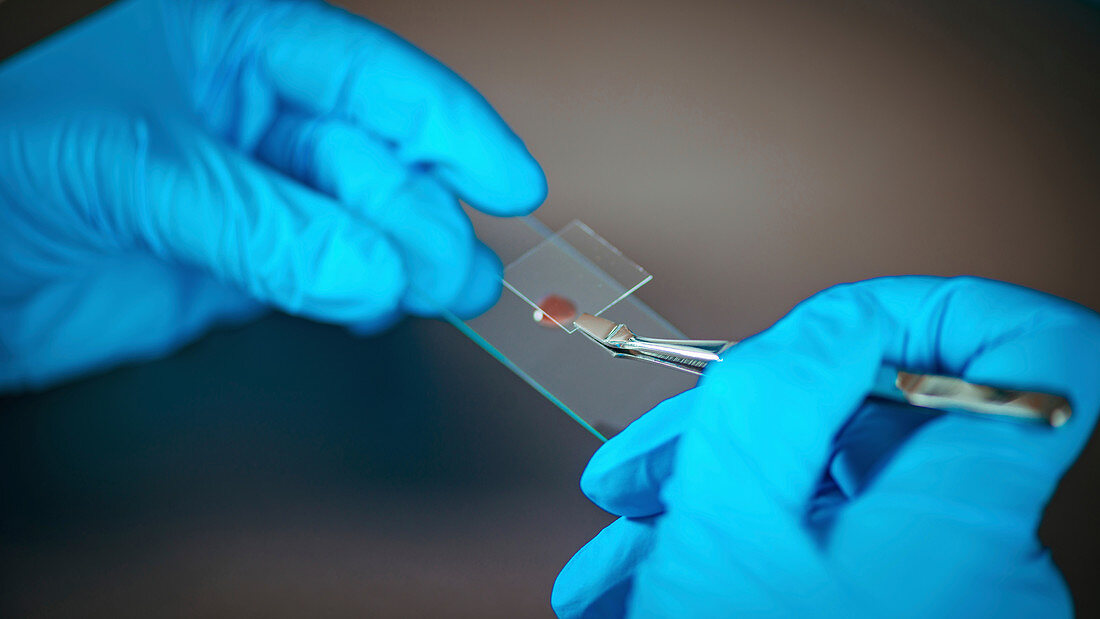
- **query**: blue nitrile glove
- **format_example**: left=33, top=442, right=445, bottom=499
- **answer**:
left=553, top=276, right=1100, bottom=618
left=0, top=0, right=545, bottom=390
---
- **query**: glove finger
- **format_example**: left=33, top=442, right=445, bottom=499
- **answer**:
left=580, top=389, right=701, bottom=518
left=166, top=0, right=547, bottom=214
left=827, top=382, right=1081, bottom=612
left=803, top=400, right=931, bottom=534
left=629, top=277, right=1098, bottom=616
left=826, top=398, right=935, bottom=500
left=675, top=282, right=890, bottom=527
left=66, top=111, right=407, bottom=323
left=444, top=241, right=504, bottom=319
left=257, top=113, right=496, bottom=316
left=834, top=334, right=1100, bottom=546
left=613, top=286, right=894, bottom=613
left=827, top=425, right=1075, bottom=617
left=346, top=308, right=404, bottom=337
left=677, top=276, right=1100, bottom=530
left=552, top=516, right=658, bottom=619
left=824, top=278, right=1100, bottom=513
left=834, top=278, right=1100, bottom=525
left=823, top=279, right=1090, bottom=619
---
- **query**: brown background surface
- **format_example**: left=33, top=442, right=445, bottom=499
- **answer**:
left=2, top=1, right=1099, bottom=617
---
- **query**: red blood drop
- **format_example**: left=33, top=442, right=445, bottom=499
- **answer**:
left=533, top=294, right=577, bottom=328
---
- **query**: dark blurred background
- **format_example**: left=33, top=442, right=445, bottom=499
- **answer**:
left=2, top=0, right=1099, bottom=616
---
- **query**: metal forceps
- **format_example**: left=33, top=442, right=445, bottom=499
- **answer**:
left=573, top=313, right=1072, bottom=427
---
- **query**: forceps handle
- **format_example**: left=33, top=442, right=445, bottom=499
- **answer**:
left=869, top=367, right=1071, bottom=427
left=638, top=341, right=1071, bottom=427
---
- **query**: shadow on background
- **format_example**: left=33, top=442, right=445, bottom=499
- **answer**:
left=1, top=315, right=607, bottom=617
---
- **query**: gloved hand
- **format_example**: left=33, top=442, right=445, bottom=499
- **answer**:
left=553, top=276, right=1100, bottom=618
left=0, top=0, right=545, bottom=389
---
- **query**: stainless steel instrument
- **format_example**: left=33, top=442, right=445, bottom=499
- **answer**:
left=573, top=313, right=1071, bottom=427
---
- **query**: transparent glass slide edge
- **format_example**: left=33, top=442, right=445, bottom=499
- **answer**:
left=502, top=220, right=652, bottom=333
left=442, top=213, right=697, bottom=440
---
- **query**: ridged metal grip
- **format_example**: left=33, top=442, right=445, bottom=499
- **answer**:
left=870, top=368, right=1072, bottom=427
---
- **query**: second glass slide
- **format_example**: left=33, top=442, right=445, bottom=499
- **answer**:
left=438, top=211, right=698, bottom=440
